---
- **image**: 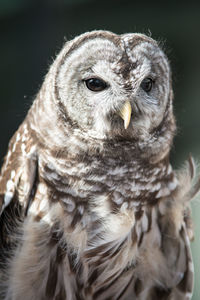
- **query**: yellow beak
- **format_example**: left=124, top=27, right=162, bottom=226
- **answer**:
left=117, top=101, right=132, bottom=129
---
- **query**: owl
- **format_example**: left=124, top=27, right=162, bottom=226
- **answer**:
left=0, top=30, right=199, bottom=300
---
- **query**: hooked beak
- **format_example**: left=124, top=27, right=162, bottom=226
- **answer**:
left=117, top=101, right=132, bottom=129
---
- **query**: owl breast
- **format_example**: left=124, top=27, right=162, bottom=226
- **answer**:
left=32, top=139, right=177, bottom=240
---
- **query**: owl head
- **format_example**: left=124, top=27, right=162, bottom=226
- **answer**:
left=36, top=31, right=176, bottom=161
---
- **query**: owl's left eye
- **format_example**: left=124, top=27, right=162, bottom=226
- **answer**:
left=140, top=78, right=154, bottom=93
left=85, top=78, right=107, bottom=92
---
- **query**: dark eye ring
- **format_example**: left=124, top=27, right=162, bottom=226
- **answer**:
left=140, top=77, right=154, bottom=93
left=85, top=78, right=107, bottom=92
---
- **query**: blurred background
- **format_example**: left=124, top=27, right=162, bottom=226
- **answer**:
left=0, top=0, right=200, bottom=298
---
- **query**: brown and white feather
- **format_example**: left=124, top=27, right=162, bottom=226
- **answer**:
left=0, top=30, right=199, bottom=300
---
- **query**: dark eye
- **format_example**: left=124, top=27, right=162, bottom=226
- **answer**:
left=85, top=78, right=107, bottom=92
left=140, top=78, right=153, bottom=93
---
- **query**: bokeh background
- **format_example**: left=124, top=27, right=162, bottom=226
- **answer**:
left=0, top=0, right=200, bottom=298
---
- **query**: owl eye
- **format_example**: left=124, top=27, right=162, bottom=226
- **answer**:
left=85, top=78, right=107, bottom=92
left=140, top=78, right=153, bottom=93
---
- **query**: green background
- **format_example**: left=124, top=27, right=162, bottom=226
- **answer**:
left=0, top=0, right=200, bottom=298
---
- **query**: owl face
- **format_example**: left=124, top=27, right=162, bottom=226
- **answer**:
left=55, top=31, right=173, bottom=142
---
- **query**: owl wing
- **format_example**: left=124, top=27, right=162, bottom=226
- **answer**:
left=163, top=157, right=200, bottom=299
left=0, top=121, right=38, bottom=249
left=162, top=223, right=194, bottom=300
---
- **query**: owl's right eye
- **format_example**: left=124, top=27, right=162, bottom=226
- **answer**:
left=85, top=78, right=107, bottom=92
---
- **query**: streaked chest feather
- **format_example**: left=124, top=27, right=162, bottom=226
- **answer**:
left=38, top=151, right=177, bottom=203
left=30, top=151, right=178, bottom=258
left=26, top=159, right=185, bottom=300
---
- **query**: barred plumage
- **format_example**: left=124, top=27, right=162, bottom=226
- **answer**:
left=0, top=30, right=199, bottom=299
